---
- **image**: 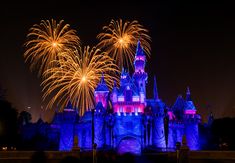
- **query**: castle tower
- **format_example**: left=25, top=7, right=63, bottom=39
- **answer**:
left=184, top=87, right=196, bottom=115
left=111, top=81, right=118, bottom=103
left=184, top=87, right=200, bottom=150
left=120, top=68, right=131, bottom=86
left=133, top=40, right=148, bottom=99
left=56, top=102, right=79, bottom=151
left=94, top=74, right=109, bottom=109
left=153, top=75, right=159, bottom=101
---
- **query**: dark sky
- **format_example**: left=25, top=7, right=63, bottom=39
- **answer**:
left=0, top=1, right=235, bottom=122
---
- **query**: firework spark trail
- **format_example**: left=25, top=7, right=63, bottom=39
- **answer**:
left=97, top=19, right=151, bottom=70
left=41, top=46, right=120, bottom=115
left=24, top=19, right=80, bottom=76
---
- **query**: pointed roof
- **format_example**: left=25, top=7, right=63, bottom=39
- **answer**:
left=172, top=95, right=185, bottom=111
left=63, top=101, right=77, bottom=112
left=153, top=75, right=159, bottom=100
left=184, top=87, right=196, bottom=111
left=121, top=68, right=129, bottom=78
left=95, top=74, right=109, bottom=92
left=135, top=40, right=145, bottom=56
left=112, top=80, right=118, bottom=93
left=95, top=101, right=105, bottom=112
left=66, top=101, right=73, bottom=109
left=120, top=68, right=131, bottom=85
left=186, top=86, right=192, bottom=101
left=36, top=117, right=44, bottom=124
left=184, top=101, right=196, bottom=111
left=119, top=76, right=139, bottom=96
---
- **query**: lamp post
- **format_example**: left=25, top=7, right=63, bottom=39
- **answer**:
left=91, top=108, right=97, bottom=163
left=92, top=108, right=95, bottom=146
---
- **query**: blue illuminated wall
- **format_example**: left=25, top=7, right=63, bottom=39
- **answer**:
left=152, top=116, right=166, bottom=148
left=185, top=121, right=199, bottom=150
left=59, top=124, right=74, bottom=151
left=49, top=41, right=201, bottom=153
left=113, top=113, right=143, bottom=154
left=51, top=106, right=79, bottom=151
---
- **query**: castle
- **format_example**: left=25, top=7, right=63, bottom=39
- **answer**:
left=50, top=41, right=200, bottom=154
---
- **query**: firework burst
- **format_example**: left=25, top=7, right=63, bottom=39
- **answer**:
left=24, top=19, right=80, bottom=76
left=41, top=46, right=119, bottom=115
left=97, top=19, right=151, bottom=70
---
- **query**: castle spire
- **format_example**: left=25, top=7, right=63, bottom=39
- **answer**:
left=136, top=39, right=144, bottom=56
left=94, top=74, right=109, bottom=109
left=100, top=72, right=105, bottom=84
left=153, top=75, right=159, bottom=101
left=186, top=86, right=191, bottom=101
left=133, top=40, right=148, bottom=98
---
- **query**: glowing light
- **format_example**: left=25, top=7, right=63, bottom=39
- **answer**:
left=140, top=93, right=145, bottom=103
left=118, top=96, right=124, bottom=102
left=81, top=76, right=86, bottom=82
left=52, top=42, right=58, bottom=47
left=97, top=19, right=151, bottom=70
left=41, top=46, right=119, bottom=115
left=185, top=110, right=196, bottom=115
left=132, top=96, right=140, bottom=102
left=24, top=19, right=80, bottom=76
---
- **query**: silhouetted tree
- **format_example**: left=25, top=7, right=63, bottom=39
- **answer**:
left=30, top=151, right=48, bottom=163
left=210, top=117, right=235, bottom=150
left=18, top=110, right=32, bottom=126
left=0, top=87, right=18, bottom=147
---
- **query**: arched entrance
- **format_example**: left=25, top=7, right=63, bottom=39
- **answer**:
left=117, top=137, right=141, bottom=155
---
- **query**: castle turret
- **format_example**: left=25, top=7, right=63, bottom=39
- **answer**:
left=184, top=87, right=196, bottom=115
left=120, top=68, right=131, bottom=86
left=56, top=102, right=79, bottom=151
left=134, top=40, right=146, bottom=73
left=153, top=75, right=159, bottom=101
left=172, top=95, right=185, bottom=121
left=184, top=87, right=200, bottom=150
left=94, top=74, right=109, bottom=109
left=111, top=81, right=118, bottom=103
left=133, top=40, right=148, bottom=98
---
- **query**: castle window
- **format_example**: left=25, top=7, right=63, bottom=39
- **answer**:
left=132, top=96, right=140, bottom=102
left=118, top=96, right=124, bottom=102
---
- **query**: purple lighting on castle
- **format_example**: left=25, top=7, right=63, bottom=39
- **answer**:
left=50, top=40, right=200, bottom=153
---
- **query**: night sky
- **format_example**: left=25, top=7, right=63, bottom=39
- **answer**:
left=0, top=1, right=235, bottom=122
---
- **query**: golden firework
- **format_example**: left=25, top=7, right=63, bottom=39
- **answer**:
left=41, top=46, right=119, bottom=115
left=97, top=19, right=151, bottom=70
left=24, top=19, right=80, bottom=76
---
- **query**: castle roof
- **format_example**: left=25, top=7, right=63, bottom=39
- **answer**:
left=95, top=101, right=105, bottom=113
left=112, top=81, right=118, bottom=93
left=172, top=95, right=185, bottom=111
left=95, top=74, right=109, bottom=92
left=184, top=101, right=196, bottom=111
left=184, top=87, right=196, bottom=111
left=186, top=86, right=192, bottom=101
left=136, top=40, right=145, bottom=56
